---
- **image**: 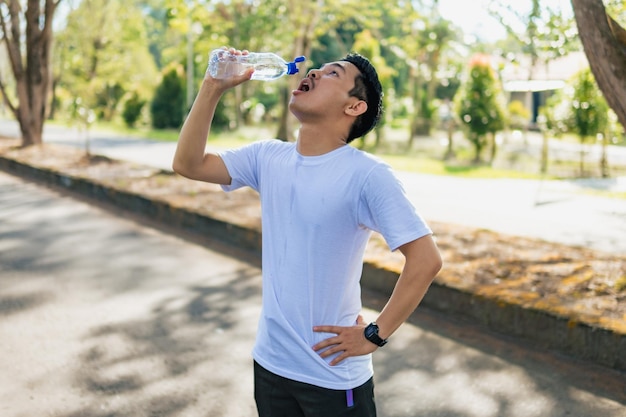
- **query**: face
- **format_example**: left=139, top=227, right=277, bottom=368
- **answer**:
left=289, top=60, right=365, bottom=122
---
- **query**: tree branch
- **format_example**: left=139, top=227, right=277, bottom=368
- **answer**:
left=0, top=76, right=17, bottom=116
left=607, top=14, right=626, bottom=51
left=2, top=0, right=24, bottom=79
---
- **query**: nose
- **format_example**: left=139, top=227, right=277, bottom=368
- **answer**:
left=307, top=69, right=320, bottom=78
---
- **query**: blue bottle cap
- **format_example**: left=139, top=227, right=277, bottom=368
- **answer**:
left=286, top=56, right=306, bottom=75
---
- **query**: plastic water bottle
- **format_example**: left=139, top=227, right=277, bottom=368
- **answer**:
left=207, top=49, right=306, bottom=81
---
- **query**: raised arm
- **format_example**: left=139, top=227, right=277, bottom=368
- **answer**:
left=172, top=49, right=253, bottom=184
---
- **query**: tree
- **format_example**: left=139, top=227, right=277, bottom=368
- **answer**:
left=53, top=0, right=158, bottom=125
left=381, top=3, right=458, bottom=145
left=150, top=65, right=185, bottom=129
left=273, top=0, right=386, bottom=141
left=351, top=29, right=394, bottom=149
left=490, top=0, right=579, bottom=77
left=571, top=0, right=626, bottom=131
left=0, top=0, right=61, bottom=147
left=455, top=54, right=506, bottom=164
left=567, top=68, right=609, bottom=176
left=410, top=13, right=456, bottom=139
left=122, top=91, right=146, bottom=128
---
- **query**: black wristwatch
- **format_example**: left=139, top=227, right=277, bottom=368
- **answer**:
left=364, top=322, right=388, bottom=347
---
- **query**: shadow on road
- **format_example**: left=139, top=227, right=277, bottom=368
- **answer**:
left=65, top=269, right=260, bottom=417
left=1, top=173, right=624, bottom=417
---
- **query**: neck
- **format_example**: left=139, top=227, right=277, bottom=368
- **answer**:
left=296, top=124, right=347, bottom=156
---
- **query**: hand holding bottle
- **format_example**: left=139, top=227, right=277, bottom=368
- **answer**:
left=204, top=48, right=255, bottom=87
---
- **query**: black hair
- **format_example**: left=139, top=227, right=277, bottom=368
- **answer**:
left=340, top=53, right=383, bottom=143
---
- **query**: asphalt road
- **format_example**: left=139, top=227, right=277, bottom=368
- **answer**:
left=2, top=119, right=625, bottom=255
left=1, top=171, right=624, bottom=417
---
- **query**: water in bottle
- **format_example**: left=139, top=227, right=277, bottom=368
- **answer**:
left=207, top=49, right=306, bottom=81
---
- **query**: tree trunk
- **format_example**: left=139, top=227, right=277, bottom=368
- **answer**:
left=540, top=131, right=549, bottom=174
left=276, top=86, right=290, bottom=141
left=443, top=119, right=455, bottom=160
left=276, top=0, right=318, bottom=142
left=275, top=48, right=307, bottom=142
left=473, top=137, right=483, bottom=164
left=579, top=136, right=587, bottom=176
left=489, top=132, right=498, bottom=165
left=0, top=0, right=58, bottom=147
left=600, top=127, right=609, bottom=178
left=571, top=0, right=626, bottom=130
left=407, top=71, right=422, bottom=150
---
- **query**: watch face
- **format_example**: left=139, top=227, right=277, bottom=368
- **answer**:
left=365, top=323, right=387, bottom=346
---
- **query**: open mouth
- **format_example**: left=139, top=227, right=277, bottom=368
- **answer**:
left=298, top=79, right=312, bottom=92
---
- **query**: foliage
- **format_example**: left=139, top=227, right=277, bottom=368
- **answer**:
left=351, top=28, right=393, bottom=146
left=122, top=92, right=146, bottom=128
left=568, top=68, right=609, bottom=139
left=604, top=0, right=626, bottom=27
left=7, top=0, right=612, bottom=164
left=455, top=54, right=506, bottom=163
left=538, top=91, right=570, bottom=138
left=53, top=0, right=159, bottom=126
left=569, top=67, right=610, bottom=175
left=383, top=5, right=460, bottom=140
left=489, top=0, right=579, bottom=61
left=508, top=100, right=531, bottom=130
left=150, top=65, right=185, bottom=129
left=540, top=69, right=623, bottom=144
left=97, top=83, right=126, bottom=121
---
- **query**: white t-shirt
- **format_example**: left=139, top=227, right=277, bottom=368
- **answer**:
left=219, top=139, right=432, bottom=390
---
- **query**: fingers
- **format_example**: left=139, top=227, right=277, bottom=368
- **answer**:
left=315, top=344, right=349, bottom=366
left=330, top=352, right=350, bottom=366
left=312, top=325, right=341, bottom=334
left=223, top=46, right=249, bottom=56
left=312, top=335, right=340, bottom=352
left=312, top=322, right=375, bottom=366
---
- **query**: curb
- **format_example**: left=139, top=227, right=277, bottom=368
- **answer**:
left=1, top=154, right=624, bottom=373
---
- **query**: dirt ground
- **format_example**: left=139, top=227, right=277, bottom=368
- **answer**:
left=2, top=139, right=625, bottom=335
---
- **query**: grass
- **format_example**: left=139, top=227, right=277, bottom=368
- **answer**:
left=379, top=153, right=544, bottom=179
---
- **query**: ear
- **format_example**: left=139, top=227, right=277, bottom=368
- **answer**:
left=345, top=99, right=368, bottom=117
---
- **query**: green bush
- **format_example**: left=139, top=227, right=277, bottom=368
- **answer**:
left=455, top=54, right=506, bottom=163
left=508, top=100, right=531, bottom=130
left=122, top=92, right=146, bottom=128
left=151, top=66, right=185, bottom=129
left=568, top=68, right=609, bottom=139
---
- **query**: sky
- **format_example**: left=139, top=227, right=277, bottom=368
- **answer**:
left=436, top=0, right=575, bottom=41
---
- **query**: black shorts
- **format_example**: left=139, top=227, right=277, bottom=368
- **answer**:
left=254, top=361, right=377, bottom=417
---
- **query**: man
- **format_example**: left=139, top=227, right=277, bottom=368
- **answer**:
left=173, top=48, right=443, bottom=416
